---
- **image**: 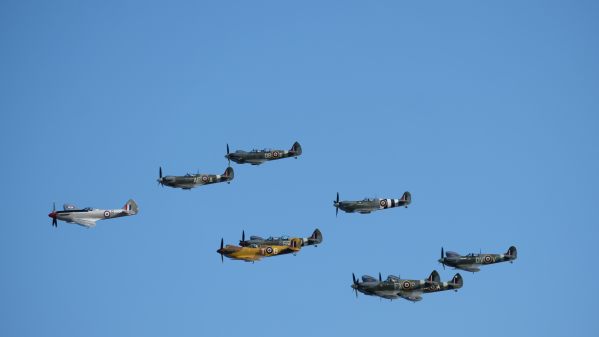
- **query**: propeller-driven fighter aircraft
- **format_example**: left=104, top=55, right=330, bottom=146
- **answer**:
left=333, top=191, right=411, bottom=216
left=239, top=228, right=322, bottom=247
left=217, top=229, right=321, bottom=262
left=47, top=199, right=138, bottom=228
left=225, top=142, right=302, bottom=165
left=350, top=270, right=462, bottom=302
left=439, top=246, right=518, bottom=272
left=157, top=166, right=233, bottom=189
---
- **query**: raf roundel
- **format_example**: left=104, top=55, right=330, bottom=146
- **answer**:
left=402, top=281, right=411, bottom=289
left=265, top=247, right=274, bottom=254
left=273, top=151, right=279, bottom=157
left=201, top=176, right=208, bottom=182
left=484, top=255, right=493, bottom=263
left=103, top=211, right=110, bottom=217
left=380, top=199, right=387, bottom=207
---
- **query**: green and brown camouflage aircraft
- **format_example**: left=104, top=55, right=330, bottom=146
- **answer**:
left=350, top=270, right=463, bottom=302
left=157, top=166, right=233, bottom=190
left=225, top=142, right=302, bottom=165
left=439, top=246, right=518, bottom=272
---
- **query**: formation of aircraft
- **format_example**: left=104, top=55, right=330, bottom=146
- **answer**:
left=217, top=229, right=322, bottom=262
left=350, top=270, right=463, bottom=302
left=439, top=246, right=518, bottom=272
left=47, top=138, right=518, bottom=304
left=225, top=141, right=302, bottom=165
left=47, top=199, right=138, bottom=228
left=157, top=166, right=234, bottom=189
left=333, top=191, right=411, bottom=216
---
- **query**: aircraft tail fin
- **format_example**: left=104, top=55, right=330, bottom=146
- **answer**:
left=290, top=141, right=302, bottom=157
left=427, top=270, right=441, bottom=284
left=306, top=228, right=323, bottom=245
left=223, top=166, right=234, bottom=180
left=449, top=273, right=463, bottom=289
left=123, top=199, right=139, bottom=215
left=400, top=191, right=411, bottom=204
left=505, top=246, right=517, bottom=260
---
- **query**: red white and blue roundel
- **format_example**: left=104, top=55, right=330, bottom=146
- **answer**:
left=103, top=211, right=111, bottom=217
left=265, top=247, right=274, bottom=254
left=483, top=255, right=493, bottom=263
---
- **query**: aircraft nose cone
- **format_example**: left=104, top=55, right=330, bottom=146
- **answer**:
left=48, top=212, right=57, bottom=219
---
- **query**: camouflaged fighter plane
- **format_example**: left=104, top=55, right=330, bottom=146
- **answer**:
left=350, top=270, right=463, bottom=302
left=47, top=199, right=138, bottom=228
left=157, top=166, right=233, bottom=190
left=438, top=246, right=518, bottom=272
left=224, top=142, right=302, bottom=165
left=238, top=228, right=322, bottom=248
left=333, top=191, right=411, bottom=216
left=217, top=229, right=321, bottom=262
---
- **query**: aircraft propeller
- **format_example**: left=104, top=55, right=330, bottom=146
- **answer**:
left=158, top=167, right=163, bottom=187
left=334, top=192, right=340, bottom=217
left=219, top=238, right=224, bottom=263
left=352, top=273, right=359, bottom=298
left=242, top=230, right=245, bottom=242
left=49, top=202, right=57, bottom=227
left=226, top=144, right=230, bottom=165
left=440, top=247, right=445, bottom=270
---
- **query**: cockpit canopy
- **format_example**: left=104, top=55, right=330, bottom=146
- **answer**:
left=387, top=275, right=401, bottom=282
left=63, top=204, right=77, bottom=211
left=249, top=236, right=264, bottom=241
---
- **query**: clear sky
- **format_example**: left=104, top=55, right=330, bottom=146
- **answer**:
left=1, top=1, right=598, bottom=336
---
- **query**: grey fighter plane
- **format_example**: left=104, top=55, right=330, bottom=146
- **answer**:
left=157, top=166, right=233, bottom=190
left=225, top=142, right=302, bottom=165
left=47, top=199, right=138, bottom=228
left=438, top=246, right=518, bottom=272
left=239, top=228, right=323, bottom=248
left=333, top=191, right=411, bottom=216
left=350, top=270, right=462, bottom=302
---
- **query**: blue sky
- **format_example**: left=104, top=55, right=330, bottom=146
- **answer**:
left=1, top=1, right=598, bottom=336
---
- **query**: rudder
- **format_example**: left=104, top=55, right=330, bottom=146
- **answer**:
left=506, top=246, right=517, bottom=260
left=290, top=141, right=302, bottom=157
left=450, top=273, right=463, bottom=289
left=223, top=166, right=234, bottom=180
left=400, top=191, right=411, bottom=205
left=123, top=199, right=139, bottom=215
left=427, top=270, right=441, bottom=283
